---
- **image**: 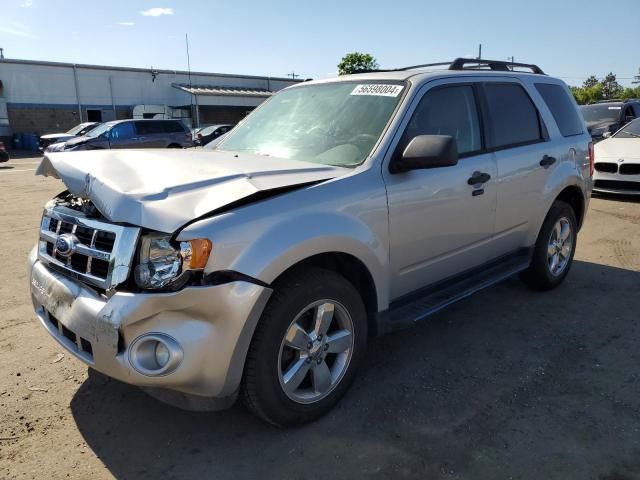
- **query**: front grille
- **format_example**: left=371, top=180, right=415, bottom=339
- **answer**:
left=594, top=162, right=618, bottom=173
left=38, top=203, right=140, bottom=290
left=619, top=164, right=640, bottom=176
left=594, top=179, right=640, bottom=192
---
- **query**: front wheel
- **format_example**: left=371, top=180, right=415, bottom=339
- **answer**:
left=520, top=200, right=577, bottom=290
left=242, top=268, right=367, bottom=426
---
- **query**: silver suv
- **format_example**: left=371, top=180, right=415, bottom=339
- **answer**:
left=29, top=58, right=592, bottom=426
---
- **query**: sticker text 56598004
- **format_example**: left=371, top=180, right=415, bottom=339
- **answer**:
left=351, top=84, right=404, bottom=97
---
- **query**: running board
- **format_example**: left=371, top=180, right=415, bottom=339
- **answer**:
left=376, top=249, right=532, bottom=336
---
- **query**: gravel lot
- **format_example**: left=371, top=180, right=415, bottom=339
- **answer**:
left=1, top=154, right=639, bottom=480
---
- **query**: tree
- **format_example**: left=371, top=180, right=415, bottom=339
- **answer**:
left=582, top=75, right=599, bottom=89
left=621, top=86, right=640, bottom=100
left=337, top=52, right=379, bottom=75
left=600, top=72, right=623, bottom=99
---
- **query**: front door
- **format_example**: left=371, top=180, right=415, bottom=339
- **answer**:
left=383, top=81, right=498, bottom=299
left=108, top=122, right=137, bottom=149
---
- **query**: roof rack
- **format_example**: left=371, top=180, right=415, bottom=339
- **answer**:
left=387, top=57, right=545, bottom=75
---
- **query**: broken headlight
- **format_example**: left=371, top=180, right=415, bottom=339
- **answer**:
left=133, top=234, right=212, bottom=289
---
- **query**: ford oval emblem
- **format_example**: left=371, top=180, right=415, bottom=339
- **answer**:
left=55, top=234, right=76, bottom=258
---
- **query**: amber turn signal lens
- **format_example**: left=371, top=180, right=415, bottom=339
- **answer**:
left=188, top=239, right=212, bottom=269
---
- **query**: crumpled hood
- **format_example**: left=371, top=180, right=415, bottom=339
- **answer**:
left=37, top=149, right=346, bottom=232
left=594, top=138, right=640, bottom=160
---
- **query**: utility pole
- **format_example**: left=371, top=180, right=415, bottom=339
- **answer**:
left=185, top=33, right=199, bottom=128
left=287, top=72, right=300, bottom=80
left=477, top=44, right=482, bottom=60
left=633, top=67, right=640, bottom=84
left=0, top=48, right=4, bottom=60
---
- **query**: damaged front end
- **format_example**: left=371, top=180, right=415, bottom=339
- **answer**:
left=29, top=191, right=273, bottom=407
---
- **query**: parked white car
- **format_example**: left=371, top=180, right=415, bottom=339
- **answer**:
left=593, top=118, right=640, bottom=195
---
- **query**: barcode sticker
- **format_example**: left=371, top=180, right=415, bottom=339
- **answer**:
left=351, top=84, right=404, bottom=97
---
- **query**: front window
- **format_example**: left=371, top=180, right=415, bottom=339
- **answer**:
left=613, top=118, right=640, bottom=138
left=580, top=104, right=621, bottom=123
left=216, top=82, right=405, bottom=167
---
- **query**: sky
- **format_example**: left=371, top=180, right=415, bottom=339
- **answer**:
left=1, top=0, right=639, bottom=86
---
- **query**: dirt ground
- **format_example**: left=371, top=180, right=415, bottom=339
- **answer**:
left=1, top=154, right=640, bottom=480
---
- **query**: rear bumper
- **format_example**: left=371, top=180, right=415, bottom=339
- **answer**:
left=28, top=247, right=272, bottom=408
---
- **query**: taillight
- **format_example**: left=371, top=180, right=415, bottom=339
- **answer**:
left=588, top=142, right=594, bottom=176
left=197, top=133, right=202, bottom=139
left=0, top=142, right=5, bottom=152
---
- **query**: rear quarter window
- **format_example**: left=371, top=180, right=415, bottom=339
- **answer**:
left=535, top=83, right=584, bottom=137
left=162, top=121, right=187, bottom=133
left=484, top=83, right=543, bottom=149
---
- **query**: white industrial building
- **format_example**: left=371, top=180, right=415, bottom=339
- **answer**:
left=0, top=58, right=301, bottom=144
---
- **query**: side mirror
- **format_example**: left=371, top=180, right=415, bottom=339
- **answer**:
left=602, top=131, right=612, bottom=139
left=391, top=135, right=458, bottom=173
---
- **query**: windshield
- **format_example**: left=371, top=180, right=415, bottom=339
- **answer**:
left=85, top=122, right=116, bottom=138
left=613, top=118, right=640, bottom=138
left=66, top=123, right=90, bottom=135
left=580, top=104, right=621, bottom=123
left=216, top=82, right=405, bottom=167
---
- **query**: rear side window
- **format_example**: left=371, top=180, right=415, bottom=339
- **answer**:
left=535, top=83, right=583, bottom=137
left=484, top=84, right=542, bottom=148
left=135, top=121, right=164, bottom=135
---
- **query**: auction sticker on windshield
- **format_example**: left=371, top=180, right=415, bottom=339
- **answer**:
left=351, top=84, right=404, bottom=97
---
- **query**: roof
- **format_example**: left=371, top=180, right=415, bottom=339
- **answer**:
left=0, top=58, right=301, bottom=83
left=172, top=83, right=273, bottom=98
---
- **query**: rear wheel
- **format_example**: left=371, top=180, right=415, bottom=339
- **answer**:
left=242, top=268, right=367, bottom=426
left=521, top=200, right=577, bottom=290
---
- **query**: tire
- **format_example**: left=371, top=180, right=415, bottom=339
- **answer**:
left=242, top=268, right=368, bottom=427
left=167, top=143, right=182, bottom=148
left=520, top=200, right=577, bottom=290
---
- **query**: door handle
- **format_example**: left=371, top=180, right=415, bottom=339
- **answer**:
left=467, top=171, right=491, bottom=185
left=540, top=155, right=557, bottom=168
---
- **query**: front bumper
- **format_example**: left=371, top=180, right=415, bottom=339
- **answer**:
left=28, top=247, right=272, bottom=408
left=593, top=171, right=640, bottom=195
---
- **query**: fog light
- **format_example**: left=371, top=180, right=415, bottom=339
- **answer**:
left=154, top=341, right=170, bottom=368
left=128, top=334, right=183, bottom=376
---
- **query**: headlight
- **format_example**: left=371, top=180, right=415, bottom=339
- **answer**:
left=133, top=233, right=212, bottom=289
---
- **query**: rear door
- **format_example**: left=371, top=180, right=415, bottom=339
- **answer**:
left=482, top=81, right=563, bottom=253
left=134, top=121, right=165, bottom=147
